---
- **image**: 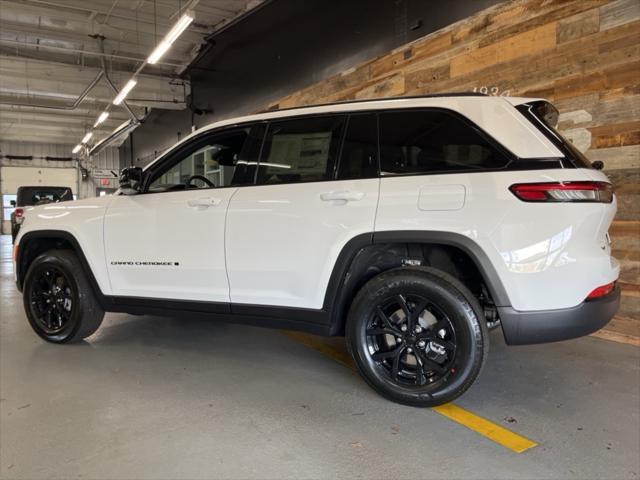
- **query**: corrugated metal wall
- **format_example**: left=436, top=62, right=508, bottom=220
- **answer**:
left=0, top=141, right=121, bottom=197
left=0, top=141, right=121, bottom=233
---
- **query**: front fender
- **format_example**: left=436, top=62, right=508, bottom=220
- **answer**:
left=15, top=197, right=112, bottom=297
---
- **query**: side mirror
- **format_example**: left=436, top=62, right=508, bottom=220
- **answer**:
left=592, top=160, right=604, bottom=171
left=119, top=167, right=144, bottom=195
left=10, top=200, right=16, bottom=207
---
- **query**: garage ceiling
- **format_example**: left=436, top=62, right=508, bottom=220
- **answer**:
left=0, top=0, right=264, bottom=146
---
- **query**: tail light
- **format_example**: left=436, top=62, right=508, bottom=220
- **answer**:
left=509, top=182, right=613, bottom=203
left=14, top=207, right=25, bottom=224
left=586, top=282, right=615, bottom=300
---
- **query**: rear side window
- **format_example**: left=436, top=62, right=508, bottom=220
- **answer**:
left=256, top=115, right=346, bottom=185
left=337, top=113, right=378, bottom=180
left=379, top=110, right=511, bottom=175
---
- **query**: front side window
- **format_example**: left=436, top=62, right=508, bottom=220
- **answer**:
left=148, top=127, right=257, bottom=193
left=379, top=110, right=511, bottom=175
left=255, top=115, right=346, bottom=185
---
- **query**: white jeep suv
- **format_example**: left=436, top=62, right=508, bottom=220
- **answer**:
left=13, top=94, right=620, bottom=407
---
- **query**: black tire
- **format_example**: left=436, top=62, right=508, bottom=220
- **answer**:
left=346, top=267, right=488, bottom=407
left=23, top=249, right=104, bottom=343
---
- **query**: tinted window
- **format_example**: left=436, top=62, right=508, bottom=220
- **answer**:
left=17, top=187, right=73, bottom=206
left=337, top=113, right=378, bottom=180
left=148, top=127, right=261, bottom=193
left=379, top=110, right=511, bottom=175
left=255, top=115, right=346, bottom=185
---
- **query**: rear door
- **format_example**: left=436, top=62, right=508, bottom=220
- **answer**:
left=226, top=113, right=380, bottom=309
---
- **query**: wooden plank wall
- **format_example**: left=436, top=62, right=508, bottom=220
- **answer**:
left=263, top=0, right=640, bottom=340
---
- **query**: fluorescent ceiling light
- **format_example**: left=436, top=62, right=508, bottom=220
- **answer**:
left=93, top=111, right=109, bottom=127
left=72, top=144, right=82, bottom=154
left=147, top=11, right=194, bottom=64
left=81, top=132, right=93, bottom=144
left=113, top=79, right=137, bottom=105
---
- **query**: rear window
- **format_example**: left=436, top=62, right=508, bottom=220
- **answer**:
left=515, top=101, right=593, bottom=169
left=379, top=109, right=511, bottom=175
left=17, top=187, right=74, bottom=206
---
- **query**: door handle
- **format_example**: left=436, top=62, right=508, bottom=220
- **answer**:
left=187, top=197, right=221, bottom=208
left=319, top=190, right=365, bottom=202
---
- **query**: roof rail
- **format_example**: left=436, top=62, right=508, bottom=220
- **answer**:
left=263, top=92, right=488, bottom=113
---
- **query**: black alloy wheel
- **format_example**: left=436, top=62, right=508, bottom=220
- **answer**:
left=28, top=266, right=74, bottom=335
left=23, top=250, right=104, bottom=343
left=346, top=267, right=488, bottom=407
left=365, top=293, right=458, bottom=388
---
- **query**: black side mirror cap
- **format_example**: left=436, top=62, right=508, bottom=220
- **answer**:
left=119, top=167, right=144, bottom=195
left=592, top=160, right=604, bottom=170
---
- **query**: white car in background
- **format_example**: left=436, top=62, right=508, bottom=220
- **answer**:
left=9, top=186, right=74, bottom=243
left=13, top=94, right=620, bottom=406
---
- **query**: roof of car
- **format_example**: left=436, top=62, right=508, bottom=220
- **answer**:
left=17, top=186, right=73, bottom=191
left=145, top=93, right=544, bottom=169
left=205, top=92, right=541, bottom=132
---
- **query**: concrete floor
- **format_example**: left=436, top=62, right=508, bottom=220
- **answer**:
left=1, top=235, right=639, bottom=480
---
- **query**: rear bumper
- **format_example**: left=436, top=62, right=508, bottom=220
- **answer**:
left=498, top=286, right=620, bottom=345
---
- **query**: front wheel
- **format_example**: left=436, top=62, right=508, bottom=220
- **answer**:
left=23, top=249, right=104, bottom=343
left=346, top=267, right=488, bottom=407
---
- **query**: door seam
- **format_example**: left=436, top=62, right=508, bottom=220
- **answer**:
left=224, top=187, right=240, bottom=305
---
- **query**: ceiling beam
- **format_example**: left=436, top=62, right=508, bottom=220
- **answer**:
left=0, top=55, right=189, bottom=108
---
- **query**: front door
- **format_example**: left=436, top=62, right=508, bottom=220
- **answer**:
left=104, top=126, right=258, bottom=302
left=226, top=113, right=380, bottom=309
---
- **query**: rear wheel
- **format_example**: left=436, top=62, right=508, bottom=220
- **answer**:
left=23, top=249, right=104, bottom=343
left=346, top=267, right=488, bottom=407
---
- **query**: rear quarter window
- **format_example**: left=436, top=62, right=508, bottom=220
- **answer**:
left=515, top=101, right=593, bottom=169
left=379, top=109, right=511, bottom=175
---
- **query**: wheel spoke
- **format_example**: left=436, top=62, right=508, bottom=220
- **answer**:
left=45, top=308, right=54, bottom=329
left=37, top=275, right=50, bottom=292
left=372, top=345, right=404, bottom=362
left=45, top=271, right=55, bottom=290
left=438, top=340, right=456, bottom=351
left=414, top=354, right=426, bottom=386
left=366, top=327, right=397, bottom=337
left=409, top=300, right=429, bottom=331
left=375, top=306, right=402, bottom=336
left=422, top=357, right=446, bottom=375
left=395, top=294, right=410, bottom=319
left=390, top=347, right=404, bottom=380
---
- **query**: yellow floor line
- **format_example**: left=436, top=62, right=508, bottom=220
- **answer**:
left=432, top=403, right=537, bottom=453
left=283, top=331, right=538, bottom=453
left=283, top=331, right=354, bottom=369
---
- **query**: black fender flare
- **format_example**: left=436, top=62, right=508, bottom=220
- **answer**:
left=16, top=230, right=108, bottom=307
left=323, top=230, right=512, bottom=334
